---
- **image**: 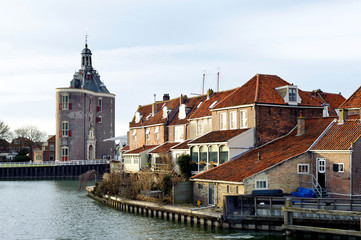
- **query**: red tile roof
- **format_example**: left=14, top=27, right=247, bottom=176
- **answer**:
left=168, top=96, right=206, bottom=125
left=192, top=117, right=335, bottom=182
left=171, top=140, right=192, bottom=150
left=312, top=120, right=361, bottom=150
left=149, top=142, right=180, bottom=154
left=188, top=90, right=236, bottom=119
left=339, top=86, right=361, bottom=109
left=124, top=145, right=158, bottom=154
left=189, top=129, right=249, bottom=144
left=129, top=97, right=180, bottom=128
left=213, top=74, right=326, bottom=109
left=305, top=90, right=345, bottom=116
left=121, top=145, right=130, bottom=151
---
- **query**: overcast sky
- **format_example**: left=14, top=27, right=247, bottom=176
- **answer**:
left=1, top=0, right=361, bottom=138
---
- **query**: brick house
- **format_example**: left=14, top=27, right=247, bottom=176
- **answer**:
left=192, top=117, right=335, bottom=207
left=55, top=43, right=115, bottom=161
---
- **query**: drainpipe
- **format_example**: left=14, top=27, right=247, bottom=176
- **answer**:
left=350, top=148, right=353, bottom=199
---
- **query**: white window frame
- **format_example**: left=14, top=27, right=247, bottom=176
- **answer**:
left=318, top=158, right=326, bottom=173
left=145, top=128, right=150, bottom=141
left=338, top=163, right=344, bottom=172
left=220, top=112, right=227, bottom=130
left=154, top=127, right=159, bottom=140
left=255, top=180, right=268, bottom=190
left=297, top=164, right=309, bottom=174
left=289, top=88, right=297, bottom=102
left=98, top=98, right=102, bottom=112
left=196, top=120, right=203, bottom=135
left=174, top=125, right=184, bottom=142
left=132, top=130, right=137, bottom=141
left=240, top=110, right=248, bottom=129
left=229, top=111, right=237, bottom=129
left=62, top=95, right=69, bottom=110
left=62, top=121, right=69, bottom=137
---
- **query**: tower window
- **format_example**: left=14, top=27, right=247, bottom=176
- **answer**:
left=61, top=147, right=69, bottom=161
left=61, top=121, right=70, bottom=137
left=97, top=98, right=102, bottom=112
left=61, top=95, right=69, bottom=110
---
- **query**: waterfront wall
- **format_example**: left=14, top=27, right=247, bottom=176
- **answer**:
left=0, top=164, right=109, bottom=179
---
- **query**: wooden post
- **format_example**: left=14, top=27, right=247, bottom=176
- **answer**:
left=284, top=198, right=293, bottom=236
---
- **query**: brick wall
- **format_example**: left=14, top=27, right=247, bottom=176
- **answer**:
left=212, top=106, right=255, bottom=131
left=352, top=139, right=361, bottom=196
left=312, top=151, right=351, bottom=197
left=256, top=106, right=323, bottom=146
left=193, top=181, right=244, bottom=208
left=243, top=153, right=311, bottom=194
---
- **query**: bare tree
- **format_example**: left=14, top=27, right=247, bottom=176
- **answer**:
left=0, top=120, right=12, bottom=141
left=14, top=125, right=47, bottom=143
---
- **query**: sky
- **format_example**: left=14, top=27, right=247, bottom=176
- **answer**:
left=1, top=0, right=361, bottom=138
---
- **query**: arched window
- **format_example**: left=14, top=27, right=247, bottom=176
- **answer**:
left=209, top=145, right=218, bottom=165
left=219, top=145, right=229, bottom=164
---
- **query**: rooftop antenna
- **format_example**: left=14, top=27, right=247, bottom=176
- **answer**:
left=217, top=67, right=220, bottom=92
left=202, top=70, right=206, bottom=95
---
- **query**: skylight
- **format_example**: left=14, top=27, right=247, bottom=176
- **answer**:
left=209, top=101, right=218, bottom=109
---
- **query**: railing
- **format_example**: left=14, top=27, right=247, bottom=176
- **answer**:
left=224, top=195, right=361, bottom=221
left=299, top=173, right=322, bottom=197
left=0, top=160, right=108, bottom=168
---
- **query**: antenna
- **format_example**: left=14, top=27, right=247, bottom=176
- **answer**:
left=202, top=70, right=206, bottom=95
left=217, top=67, right=220, bottom=92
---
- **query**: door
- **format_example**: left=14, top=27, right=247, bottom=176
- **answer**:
left=317, top=158, right=326, bottom=188
left=208, top=183, right=215, bottom=205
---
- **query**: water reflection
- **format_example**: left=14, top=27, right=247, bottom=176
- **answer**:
left=0, top=180, right=286, bottom=240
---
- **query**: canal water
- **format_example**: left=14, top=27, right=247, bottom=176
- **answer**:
left=0, top=180, right=334, bottom=240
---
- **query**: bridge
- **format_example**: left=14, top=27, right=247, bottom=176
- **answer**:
left=0, top=160, right=110, bottom=179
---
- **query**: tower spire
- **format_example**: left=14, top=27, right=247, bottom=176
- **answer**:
left=85, top=28, right=88, bottom=48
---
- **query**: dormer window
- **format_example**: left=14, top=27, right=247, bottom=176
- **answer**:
left=163, top=106, right=168, bottom=119
left=135, top=112, right=142, bottom=123
left=209, top=101, right=218, bottom=109
left=179, top=104, right=186, bottom=119
left=289, top=88, right=297, bottom=102
left=275, top=85, right=301, bottom=105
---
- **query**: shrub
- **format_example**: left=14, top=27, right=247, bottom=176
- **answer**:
left=177, top=154, right=192, bottom=179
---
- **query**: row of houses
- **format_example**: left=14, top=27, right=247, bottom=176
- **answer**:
left=120, top=73, right=357, bottom=206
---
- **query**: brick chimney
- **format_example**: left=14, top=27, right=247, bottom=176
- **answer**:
left=163, top=93, right=170, bottom=101
left=207, top=89, right=214, bottom=100
left=296, top=114, right=305, bottom=136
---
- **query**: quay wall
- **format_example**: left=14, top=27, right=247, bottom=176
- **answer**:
left=0, top=164, right=109, bottom=179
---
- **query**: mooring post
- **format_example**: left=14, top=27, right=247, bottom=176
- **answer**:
left=284, top=197, right=293, bottom=236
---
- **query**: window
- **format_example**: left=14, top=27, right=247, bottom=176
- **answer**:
left=97, top=98, right=102, bottom=112
left=36, top=155, right=42, bottom=161
left=49, top=155, right=54, bottom=161
left=333, top=163, right=344, bottom=172
left=61, top=147, right=68, bottom=161
left=297, top=164, right=309, bottom=174
left=132, top=130, right=137, bottom=141
left=255, top=180, right=268, bottom=189
left=61, top=95, right=71, bottom=110
left=61, top=121, right=70, bottom=137
left=240, top=110, right=248, bottom=128
left=196, top=120, right=203, bottom=135
left=220, top=112, right=227, bottom=130
left=50, top=145, right=54, bottom=151
left=145, top=128, right=150, bottom=141
left=318, top=158, right=326, bottom=173
left=124, top=157, right=131, bottom=164
left=174, top=125, right=184, bottom=142
left=289, top=88, right=297, bottom=102
left=96, top=116, right=102, bottom=123
left=197, top=101, right=203, bottom=108
left=209, top=101, right=218, bottom=109
left=154, top=127, right=159, bottom=140
left=229, top=111, right=237, bottom=129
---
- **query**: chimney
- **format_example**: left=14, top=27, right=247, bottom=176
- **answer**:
left=180, top=94, right=187, bottom=105
left=163, top=93, right=170, bottom=101
left=296, top=114, right=305, bottom=136
left=207, top=89, right=214, bottom=100
left=152, top=94, right=156, bottom=116
left=338, top=108, right=348, bottom=123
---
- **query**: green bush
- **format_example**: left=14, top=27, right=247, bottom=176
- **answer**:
left=177, top=154, right=192, bottom=179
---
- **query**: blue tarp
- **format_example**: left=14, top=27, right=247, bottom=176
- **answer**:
left=291, top=187, right=315, bottom=198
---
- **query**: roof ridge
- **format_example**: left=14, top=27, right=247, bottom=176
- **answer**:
left=339, top=85, right=361, bottom=108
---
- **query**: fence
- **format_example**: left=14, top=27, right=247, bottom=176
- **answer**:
left=0, top=160, right=108, bottom=168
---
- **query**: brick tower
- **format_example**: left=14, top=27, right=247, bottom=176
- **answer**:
left=55, top=41, right=115, bottom=161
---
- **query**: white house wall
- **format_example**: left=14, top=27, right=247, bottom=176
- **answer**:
left=228, top=128, right=255, bottom=158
